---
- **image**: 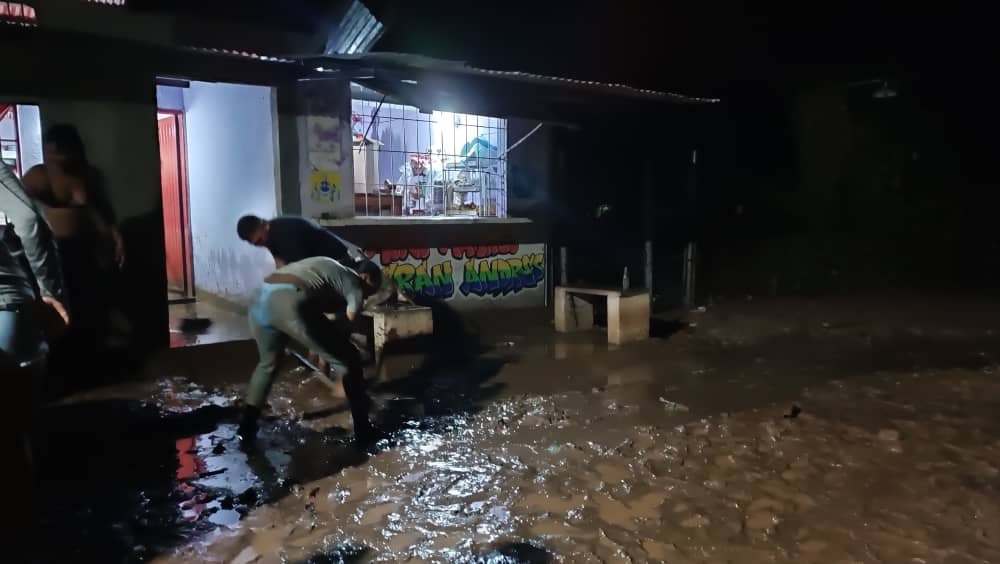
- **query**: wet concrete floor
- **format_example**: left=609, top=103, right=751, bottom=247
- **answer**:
left=19, top=297, right=1000, bottom=563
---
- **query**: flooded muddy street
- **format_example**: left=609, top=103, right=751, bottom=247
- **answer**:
left=20, top=298, right=1000, bottom=563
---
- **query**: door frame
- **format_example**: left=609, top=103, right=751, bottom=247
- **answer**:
left=0, top=104, right=22, bottom=176
left=157, top=108, right=196, bottom=302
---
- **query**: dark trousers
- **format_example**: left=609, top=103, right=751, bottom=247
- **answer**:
left=247, top=283, right=370, bottom=433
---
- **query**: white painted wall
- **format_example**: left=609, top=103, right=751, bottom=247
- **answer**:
left=181, top=81, right=280, bottom=304
left=16, top=105, right=43, bottom=171
left=40, top=99, right=161, bottom=221
left=155, top=85, right=185, bottom=112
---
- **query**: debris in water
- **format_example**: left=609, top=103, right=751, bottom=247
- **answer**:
left=784, top=404, right=802, bottom=419
left=877, top=428, right=901, bottom=441
left=178, top=317, right=213, bottom=334
left=680, top=513, right=710, bottom=528
left=659, top=397, right=690, bottom=412
left=236, top=488, right=258, bottom=507
left=231, top=546, right=259, bottom=564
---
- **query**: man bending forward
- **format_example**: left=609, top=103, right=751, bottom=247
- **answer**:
left=240, top=256, right=381, bottom=444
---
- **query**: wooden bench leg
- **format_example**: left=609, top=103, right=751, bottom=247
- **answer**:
left=607, top=292, right=650, bottom=345
left=555, top=288, right=594, bottom=333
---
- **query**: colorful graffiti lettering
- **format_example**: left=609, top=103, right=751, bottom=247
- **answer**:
left=445, top=244, right=520, bottom=260
left=367, top=248, right=431, bottom=266
left=364, top=244, right=545, bottom=302
left=384, top=259, right=454, bottom=299
left=459, top=253, right=545, bottom=297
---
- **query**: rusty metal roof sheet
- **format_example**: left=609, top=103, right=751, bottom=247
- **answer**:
left=310, top=52, right=719, bottom=104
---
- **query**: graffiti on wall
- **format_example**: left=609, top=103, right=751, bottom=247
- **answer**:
left=300, top=78, right=354, bottom=219
left=365, top=244, right=545, bottom=303
left=309, top=170, right=341, bottom=204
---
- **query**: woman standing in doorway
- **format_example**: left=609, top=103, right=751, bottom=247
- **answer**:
left=21, top=124, right=125, bottom=386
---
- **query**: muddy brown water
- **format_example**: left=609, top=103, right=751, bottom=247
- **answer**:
left=18, top=299, right=1000, bottom=563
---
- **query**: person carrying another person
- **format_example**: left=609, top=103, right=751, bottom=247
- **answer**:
left=1, top=160, right=69, bottom=516
left=239, top=256, right=383, bottom=447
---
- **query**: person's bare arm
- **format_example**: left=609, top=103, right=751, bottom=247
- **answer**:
left=263, top=272, right=302, bottom=286
left=344, top=282, right=365, bottom=323
left=20, top=165, right=47, bottom=199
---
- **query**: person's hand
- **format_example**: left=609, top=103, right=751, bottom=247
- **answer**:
left=41, top=295, right=70, bottom=339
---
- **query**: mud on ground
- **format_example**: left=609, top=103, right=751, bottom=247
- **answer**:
left=20, top=296, right=1000, bottom=563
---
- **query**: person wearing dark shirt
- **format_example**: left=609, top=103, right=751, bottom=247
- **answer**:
left=237, top=214, right=403, bottom=374
left=237, top=214, right=362, bottom=269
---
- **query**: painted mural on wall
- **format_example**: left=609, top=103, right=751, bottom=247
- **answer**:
left=305, top=115, right=350, bottom=217
left=364, top=243, right=546, bottom=308
left=299, top=78, right=354, bottom=219
left=309, top=169, right=341, bottom=204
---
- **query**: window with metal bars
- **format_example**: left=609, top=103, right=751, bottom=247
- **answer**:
left=0, top=104, right=42, bottom=225
left=0, top=105, right=22, bottom=178
left=351, top=85, right=508, bottom=218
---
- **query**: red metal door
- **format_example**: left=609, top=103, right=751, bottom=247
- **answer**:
left=158, top=113, right=190, bottom=295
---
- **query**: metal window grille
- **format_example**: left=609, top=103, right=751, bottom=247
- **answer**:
left=0, top=105, right=22, bottom=178
left=351, top=94, right=507, bottom=218
left=0, top=105, right=18, bottom=226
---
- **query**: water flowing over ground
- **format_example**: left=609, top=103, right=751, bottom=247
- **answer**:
left=20, top=297, right=1000, bottom=563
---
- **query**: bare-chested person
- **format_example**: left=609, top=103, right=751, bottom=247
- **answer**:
left=20, top=124, right=124, bottom=378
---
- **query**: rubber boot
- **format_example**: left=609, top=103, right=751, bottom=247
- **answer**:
left=238, top=405, right=262, bottom=443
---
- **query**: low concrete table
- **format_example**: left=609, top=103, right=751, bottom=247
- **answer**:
left=361, top=305, right=434, bottom=366
left=554, top=286, right=650, bottom=345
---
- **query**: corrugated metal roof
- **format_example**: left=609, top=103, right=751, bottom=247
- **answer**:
left=324, top=0, right=383, bottom=56
left=320, top=52, right=719, bottom=104
left=462, top=65, right=719, bottom=104
left=185, top=45, right=296, bottom=64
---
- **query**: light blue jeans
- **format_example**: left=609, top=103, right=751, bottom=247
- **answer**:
left=0, top=305, right=46, bottom=369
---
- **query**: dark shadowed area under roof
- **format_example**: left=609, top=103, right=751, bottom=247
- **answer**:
left=301, top=51, right=718, bottom=122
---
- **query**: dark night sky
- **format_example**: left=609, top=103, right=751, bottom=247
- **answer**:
left=364, top=1, right=998, bottom=181
left=365, top=1, right=993, bottom=97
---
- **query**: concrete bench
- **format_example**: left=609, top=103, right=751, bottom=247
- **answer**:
left=361, top=305, right=434, bottom=366
left=554, top=286, right=650, bottom=345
